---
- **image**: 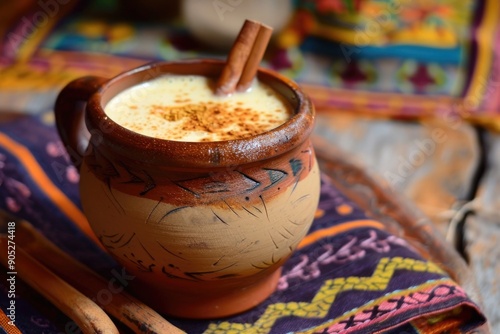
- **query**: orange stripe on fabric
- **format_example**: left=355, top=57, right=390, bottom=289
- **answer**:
left=298, top=220, right=385, bottom=250
left=0, top=308, right=22, bottom=334
left=0, top=133, right=101, bottom=248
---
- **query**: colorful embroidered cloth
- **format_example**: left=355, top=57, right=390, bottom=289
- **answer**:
left=1, top=0, right=500, bottom=127
left=0, top=112, right=487, bottom=333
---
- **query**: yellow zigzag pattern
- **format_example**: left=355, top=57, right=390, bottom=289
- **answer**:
left=203, top=257, right=444, bottom=334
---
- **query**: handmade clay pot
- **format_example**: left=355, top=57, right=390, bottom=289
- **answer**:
left=54, top=59, right=320, bottom=319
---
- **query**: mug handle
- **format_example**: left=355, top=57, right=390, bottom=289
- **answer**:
left=54, top=76, right=108, bottom=169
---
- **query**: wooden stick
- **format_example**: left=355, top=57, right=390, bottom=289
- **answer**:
left=216, top=19, right=260, bottom=95
left=236, top=24, right=273, bottom=92
left=13, top=221, right=186, bottom=334
left=0, top=236, right=119, bottom=334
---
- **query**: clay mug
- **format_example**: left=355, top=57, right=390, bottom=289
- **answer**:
left=54, top=59, right=320, bottom=319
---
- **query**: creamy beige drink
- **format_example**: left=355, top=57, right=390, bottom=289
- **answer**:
left=104, top=75, right=292, bottom=142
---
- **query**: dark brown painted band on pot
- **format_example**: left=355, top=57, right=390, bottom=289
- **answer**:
left=85, top=59, right=315, bottom=168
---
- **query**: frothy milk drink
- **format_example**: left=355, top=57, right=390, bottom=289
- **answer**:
left=104, top=75, right=292, bottom=142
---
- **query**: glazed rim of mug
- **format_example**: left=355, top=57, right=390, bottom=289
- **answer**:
left=86, top=59, right=315, bottom=169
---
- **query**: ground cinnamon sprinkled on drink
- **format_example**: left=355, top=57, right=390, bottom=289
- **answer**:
left=104, top=75, right=292, bottom=142
left=149, top=102, right=272, bottom=141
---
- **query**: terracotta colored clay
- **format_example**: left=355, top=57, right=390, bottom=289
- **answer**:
left=54, top=59, right=320, bottom=318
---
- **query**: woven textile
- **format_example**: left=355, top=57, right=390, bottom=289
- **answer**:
left=1, top=0, right=499, bottom=126
left=0, top=113, right=486, bottom=333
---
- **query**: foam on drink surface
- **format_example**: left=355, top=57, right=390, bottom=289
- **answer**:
left=104, top=75, right=293, bottom=142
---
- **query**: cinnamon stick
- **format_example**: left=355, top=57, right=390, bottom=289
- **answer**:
left=14, top=220, right=185, bottom=334
left=0, top=236, right=119, bottom=334
left=236, top=24, right=273, bottom=92
left=216, top=19, right=260, bottom=95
